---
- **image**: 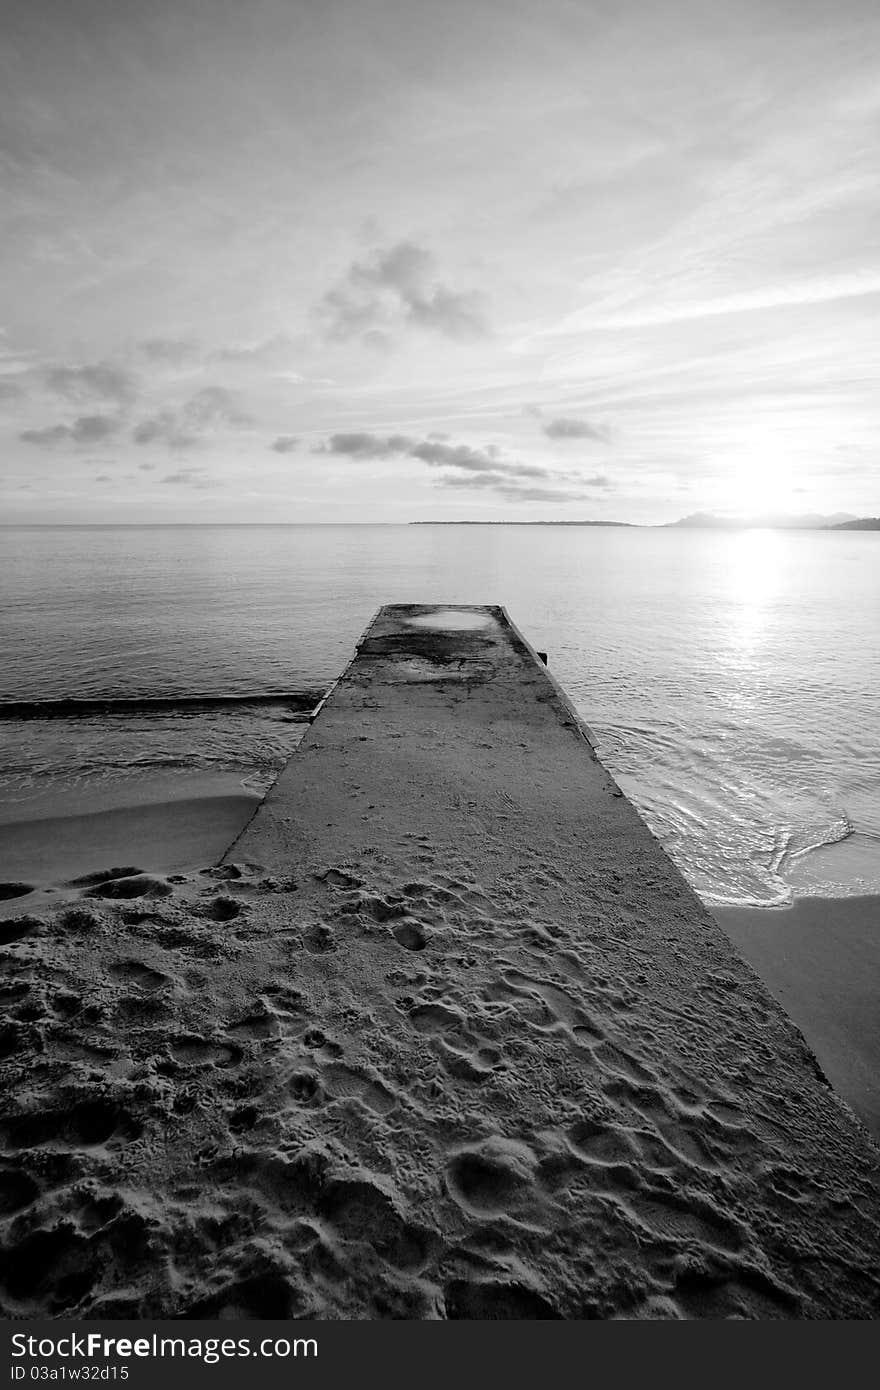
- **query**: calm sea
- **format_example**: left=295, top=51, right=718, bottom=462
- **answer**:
left=2, top=524, right=878, bottom=908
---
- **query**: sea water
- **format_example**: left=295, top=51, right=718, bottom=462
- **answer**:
left=2, top=523, right=878, bottom=907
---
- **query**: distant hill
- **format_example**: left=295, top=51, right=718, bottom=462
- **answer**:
left=410, top=520, right=634, bottom=527
left=830, top=517, right=880, bottom=531
left=666, top=511, right=858, bottom=530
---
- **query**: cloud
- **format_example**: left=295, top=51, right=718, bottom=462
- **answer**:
left=316, top=431, right=549, bottom=480
left=542, top=416, right=610, bottom=441
left=133, top=387, right=252, bottom=449
left=270, top=435, right=299, bottom=453
left=314, top=425, right=618, bottom=503
left=435, top=473, right=603, bottom=502
left=319, top=241, right=488, bottom=346
left=133, top=411, right=197, bottom=449
left=94, top=473, right=112, bottom=482
left=44, top=362, right=137, bottom=405
left=181, top=386, right=252, bottom=429
left=20, top=425, right=70, bottom=446
left=0, top=379, right=22, bottom=403
left=313, top=429, right=610, bottom=501
left=20, top=414, right=121, bottom=446
left=408, top=439, right=548, bottom=480
left=160, top=466, right=215, bottom=489
left=317, top=432, right=415, bottom=459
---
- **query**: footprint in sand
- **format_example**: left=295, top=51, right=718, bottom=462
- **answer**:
left=0, top=916, right=41, bottom=946
left=302, top=1027, right=344, bottom=1059
left=0, top=883, right=35, bottom=902
left=0, top=1167, right=40, bottom=1216
left=446, top=1137, right=539, bottom=1214
left=58, top=905, right=103, bottom=933
left=287, top=1070, right=325, bottom=1106
left=0, top=1025, right=26, bottom=1061
left=84, top=876, right=172, bottom=901
left=109, top=960, right=169, bottom=994
left=497, top=966, right=605, bottom=1042
left=227, top=1012, right=282, bottom=1041
left=323, top=1062, right=397, bottom=1116
left=444, top=1280, right=560, bottom=1320
left=567, top=1116, right=642, bottom=1167
left=204, top=896, right=242, bottom=922
left=404, top=999, right=501, bottom=1083
left=315, top=868, right=362, bottom=890
left=406, top=1001, right=461, bottom=1034
left=303, top=922, right=336, bottom=953
left=392, top=920, right=428, bottom=951
left=169, top=1036, right=242, bottom=1067
left=67, top=867, right=144, bottom=888
left=316, top=1176, right=432, bottom=1269
left=226, top=1105, right=260, bottom=1134
left=620, top=1187, right=748, bottom=1255
left=0, top=1099, right=143, bottom=1151
left=115, top=994, right=170, bottom=1027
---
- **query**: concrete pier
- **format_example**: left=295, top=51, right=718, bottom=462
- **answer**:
left=221, top=604, right=879, bottom=1317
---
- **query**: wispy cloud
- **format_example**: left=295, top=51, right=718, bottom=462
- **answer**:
left=314, top=429, right=607, bottom=500
left=160, top=465, right=216, bottom=489
left=133, top=411, right=198, bottom=450
left=44, top=361, right=137, bottom=405
left=579, top=272, right=880, bottom=332
left=133, top=387, right=252, bottom=449
left=435, top=473, right=608, bottom=502
left=20, top=415, right=121, bottom=446
left=3, top=1, right=879, bottom=521
left=318, top=242, right=489, bottom=347
left=541, top=416, right=611, bottom=441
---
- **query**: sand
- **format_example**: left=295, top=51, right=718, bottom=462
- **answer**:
left=714, top=896, right=880, bottom=1142
left=0, top=790, right=261, bottom=914
left=1, top=604, right=878, bottom=1320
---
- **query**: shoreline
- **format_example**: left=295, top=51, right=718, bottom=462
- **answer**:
left=2, top=604, right=878, bottom=1318
left=0, top=786, right=261, bottom=910
left=713, top=896, right=880, bottom=1142
left=2, top=790, right=878, bottom=1146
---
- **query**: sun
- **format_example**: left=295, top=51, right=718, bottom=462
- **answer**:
left=723, top=446, right=801, bottom=520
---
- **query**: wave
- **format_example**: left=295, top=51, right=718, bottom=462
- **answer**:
left=0, top=691, right=326, bottom=721
left=700, top=886, right=793, bottom=910
left=779, top=811, right=855, bottom=868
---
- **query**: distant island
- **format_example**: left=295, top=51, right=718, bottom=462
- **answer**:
left=410, top=514, right=879, bottom=529
left=664, top=511, right=861, bottom=530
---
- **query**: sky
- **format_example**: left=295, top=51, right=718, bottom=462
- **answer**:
left=1, top=0, right=878, bottom=523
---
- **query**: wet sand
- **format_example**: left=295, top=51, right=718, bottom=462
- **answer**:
left=0, top=788, right=261, bottom=912
left=1, top=606, right=878, bottom=1318
left=714, top=896, right=880, bottom=1142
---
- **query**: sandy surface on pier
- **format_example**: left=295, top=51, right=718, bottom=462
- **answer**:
left=1, top=606, right=878, bottom=1319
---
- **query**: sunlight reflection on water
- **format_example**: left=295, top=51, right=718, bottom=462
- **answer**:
left=2, top=525, right=878, bottom=906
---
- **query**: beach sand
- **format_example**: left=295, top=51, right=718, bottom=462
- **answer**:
left=0, top=788, right=261, bottom=913
left=1, top=606, right=878, bottom=1319
left=714, top=896, right=880, bottom=1142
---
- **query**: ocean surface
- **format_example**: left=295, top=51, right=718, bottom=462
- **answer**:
left=2, top=524, right=878, bottom=908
